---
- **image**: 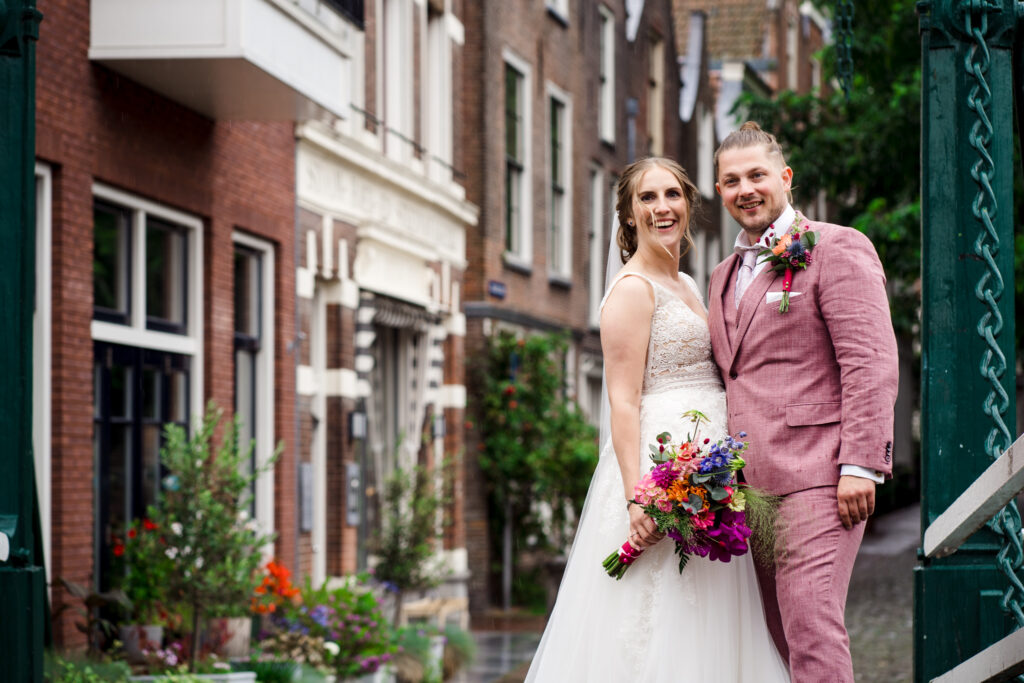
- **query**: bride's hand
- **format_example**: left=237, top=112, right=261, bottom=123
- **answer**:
left=628, top=504, right=663, bottom=548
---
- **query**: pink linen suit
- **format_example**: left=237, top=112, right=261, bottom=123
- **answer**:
left=707, top=219, right=899, bottom=682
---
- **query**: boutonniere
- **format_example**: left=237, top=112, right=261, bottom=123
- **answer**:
left=758, top=212, right=818, bottom=313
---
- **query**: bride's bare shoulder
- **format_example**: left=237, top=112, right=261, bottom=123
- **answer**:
left=601, top=271, right=655, bottom=330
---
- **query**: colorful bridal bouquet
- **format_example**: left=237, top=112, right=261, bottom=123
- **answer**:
left=759, top=211, right=818, bottom=313
left=602, top=410, right=778, bottom=579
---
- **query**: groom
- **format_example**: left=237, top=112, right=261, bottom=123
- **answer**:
left=707, top=122, right=898, bottom=682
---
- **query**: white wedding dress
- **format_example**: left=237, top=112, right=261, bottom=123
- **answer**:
left=525, top=272, right=790, bottom=682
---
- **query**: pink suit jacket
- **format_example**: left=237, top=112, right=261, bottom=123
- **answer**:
left=707, top=220, right=899, bottom=496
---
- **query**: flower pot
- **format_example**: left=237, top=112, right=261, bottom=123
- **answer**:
left=130, top=672, right=256, bottom=682
left=120, top=624, right=164, bottom=663
left=343, top=665, right=396, bottom=683
left=215, top=616, right=253, bottom=659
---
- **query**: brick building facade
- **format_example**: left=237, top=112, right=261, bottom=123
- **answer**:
left=35, top=0, right=301, bottom=646
left=291, top=0, right=476, bottom=598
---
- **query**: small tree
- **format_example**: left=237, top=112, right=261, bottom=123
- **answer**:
left=475, top=332, right=598, bottom=609
left=149, top=402, right=278, bottom=671
left=370, top=462, right=446, bottom=625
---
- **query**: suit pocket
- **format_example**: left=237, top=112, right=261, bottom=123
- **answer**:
left=786, top=401, right=841, bottom=426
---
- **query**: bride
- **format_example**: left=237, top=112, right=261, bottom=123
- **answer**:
left=525, top=158, right=789, bottom=682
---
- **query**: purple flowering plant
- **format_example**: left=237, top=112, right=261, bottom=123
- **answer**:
left=264, top=573, right=396, bottom=678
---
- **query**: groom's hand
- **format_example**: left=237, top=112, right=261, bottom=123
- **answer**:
left=837, top=475, right=876, bottom=529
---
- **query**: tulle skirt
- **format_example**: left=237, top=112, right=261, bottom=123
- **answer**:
left=525, top=383, right=790, bottom=682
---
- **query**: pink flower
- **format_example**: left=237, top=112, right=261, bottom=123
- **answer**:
left=655, top=499, right=672, bottom=513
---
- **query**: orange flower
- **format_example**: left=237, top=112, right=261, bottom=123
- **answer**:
left=771, top=233, right=792, bottom=256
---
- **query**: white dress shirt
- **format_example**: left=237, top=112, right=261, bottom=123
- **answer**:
left=732, top=205, right=884, bottom=485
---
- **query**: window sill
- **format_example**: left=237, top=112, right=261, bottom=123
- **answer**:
left=548, top=273, right=572, bottom=289
left=546, top=5, right=569, bottom=28
left=503, top=252, right=533, bottom=275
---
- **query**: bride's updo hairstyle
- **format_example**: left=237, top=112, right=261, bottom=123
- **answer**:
left=615, top=157, right=699, bottom=263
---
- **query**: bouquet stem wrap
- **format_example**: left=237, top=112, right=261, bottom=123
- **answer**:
left=602, top=541, right=644, bottom=580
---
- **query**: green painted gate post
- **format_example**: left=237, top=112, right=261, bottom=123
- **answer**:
left=915, top=1, right=1023, bottom=680
left=0, top=1, right=45, bottom=681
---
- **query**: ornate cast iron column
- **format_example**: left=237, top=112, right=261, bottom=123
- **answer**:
left=916, top=1, right=1024, bottom=680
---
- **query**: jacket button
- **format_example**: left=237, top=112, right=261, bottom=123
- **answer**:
left=729, top=371, right=737, bottom=380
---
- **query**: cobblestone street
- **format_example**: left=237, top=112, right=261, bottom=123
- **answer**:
left=462, top=503, right=920, bottom=682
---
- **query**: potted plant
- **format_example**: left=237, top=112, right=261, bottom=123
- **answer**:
left=142, top=402, right=279, bottom=672
left=117, top=517, right=173, bottom=661
left=259, top=573, right=396, bottom=682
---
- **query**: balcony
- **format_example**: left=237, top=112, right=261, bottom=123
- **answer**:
left=89, top=0, right=360, bottom=120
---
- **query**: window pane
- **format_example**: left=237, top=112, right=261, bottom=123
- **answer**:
left=235, top=349, right=256, bottom=457
left=146, top=217, right=188, bottom=329
left=93, top=202, right=130, bottom=318
left=106, top=424, right=132, bottom=548
left=505, top=65, right=520, bottom=162
left=506, top=167, right=520, bottom=253
left=142, top=367, right=161, bottom=420
left=168, top=369, right=188, bottom=424
left=141, top=424, right=161, bottom=511
left=234, top=248, right=261, bottom=339
left=110, top=363, right=132, bottom=419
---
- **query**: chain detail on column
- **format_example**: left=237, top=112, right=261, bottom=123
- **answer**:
left=963, top=0, right=1024, bottom=636
left=834, top=0, right=855, bottom=99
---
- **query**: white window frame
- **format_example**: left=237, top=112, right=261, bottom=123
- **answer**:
left=787, top=18, right=799, bottom=89
left=503, top=48, right=533, bottom=268
left=598, top=4, right=615, bottom=144
left=546, top=0, right=569, bottom=23
left=383, top=0, right=415, bottom=165
left=311, top=285, right=328, bottom=585
left=424, top=5, right=454, bottom=186
left=696, top=102, right=715, bottom=198
left=588, top=166, right=605, bottom=328
left=34, top=162, right=52, bottom=587
left=232, top=231, right=277, bottom=555
left=546, top=82, right=573, bottom=280
left=91, top=183, right=205, bottom=427
left=648, top=38, right=664, bottom=156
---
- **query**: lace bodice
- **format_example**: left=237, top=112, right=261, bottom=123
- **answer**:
left=602, top=271, right=720, bottom=395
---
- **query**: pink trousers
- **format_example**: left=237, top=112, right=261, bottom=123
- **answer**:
left=755, top=486, right=865, bottom=683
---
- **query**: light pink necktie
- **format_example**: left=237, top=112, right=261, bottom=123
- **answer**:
left=734, top=249, right=758, bottom=308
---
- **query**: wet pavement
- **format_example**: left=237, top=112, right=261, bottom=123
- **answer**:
left=455, top=503, right=921, bottom=682
left=448, top=632, right=540, bottom=683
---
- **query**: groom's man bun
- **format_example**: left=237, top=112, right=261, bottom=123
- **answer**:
left=713, top=121, right=789, bottom=179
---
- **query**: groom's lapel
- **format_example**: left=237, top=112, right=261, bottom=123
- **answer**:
left=728, top=267, right=779, bottom=369
left=710, top=254, right=739, bottom=361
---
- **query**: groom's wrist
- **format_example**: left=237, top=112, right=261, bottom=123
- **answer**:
left=839, top=464, right=884, bottom=484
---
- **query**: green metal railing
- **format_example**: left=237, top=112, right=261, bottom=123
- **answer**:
left=917, top=0, right=1024, bottom=680
left=964, top=0, right=1024, bottom=635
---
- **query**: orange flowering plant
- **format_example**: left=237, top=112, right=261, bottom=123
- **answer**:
left=251, top=560, right=302, bottom=615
